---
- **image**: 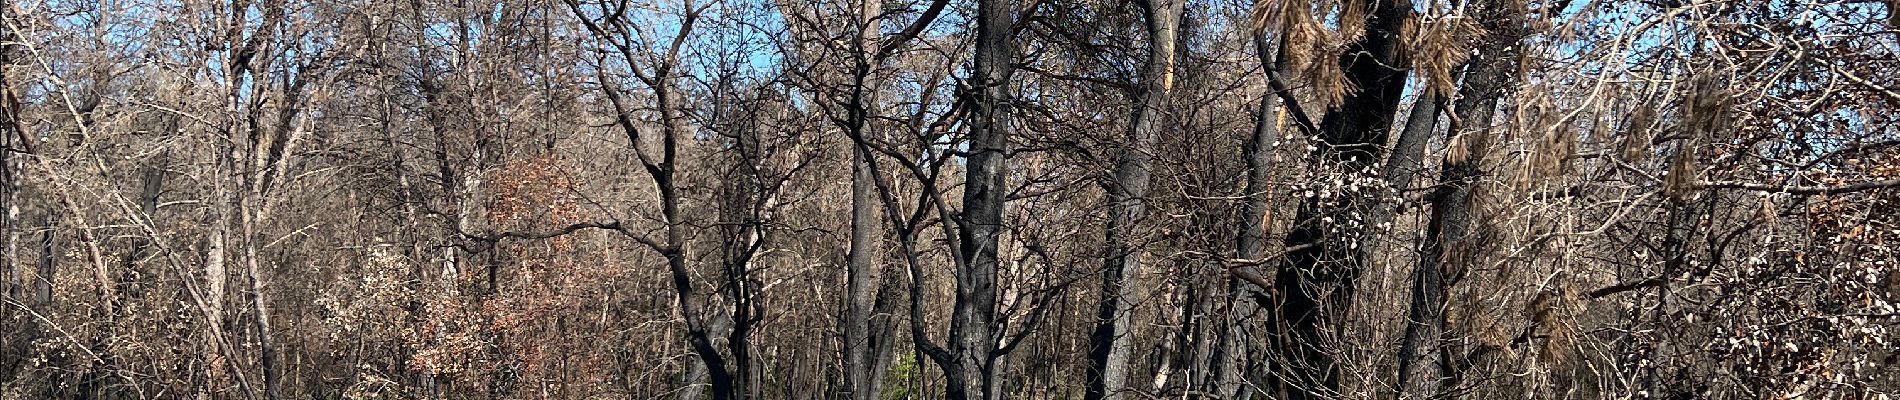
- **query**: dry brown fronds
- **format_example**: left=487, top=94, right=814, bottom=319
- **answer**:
left=1682, top=72, right=1734, bottom=138
left=1522, top=96, right=1577, bottom=189
left=1405, top=12, right=1483, bottom=94
left=1248, top=0, right=1373, bottom=110
left=1536, top=124, right=1576, bottom=177
left=1664, top=143, right=1697, bottom=201
left=1528, top=282, right=1580, bottom=366
left=1335, top=0, right=1369, bottom=45
left=1619, top=101, right=1656, bottom=162
left=1446, top=131, right=1473, bottom=166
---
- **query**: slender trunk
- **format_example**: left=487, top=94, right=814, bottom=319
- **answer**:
left=843, top=0, right=891, bottom=396
left=1270, top=1, right=1411, bottom=398
left=650, top=74, right=737, bottom=400
left=845, top=144, right=886, bottom=400
left=1383, top=89, right=1446, bottom=400
left=1217, top=33, right=1286, bottom=400
left=0, top=29, right=19, bottom=355
left=1086, top=1, right=1183, bottom=399
left=0, top=68, right=21, bottom=382
left=205, top=121, right=238, bottom=399
left=241, top=209, right=281, bottom=400
left=943, top=0, right=1013, bottom=397
left=1398, top=2, right=1525, bottom=397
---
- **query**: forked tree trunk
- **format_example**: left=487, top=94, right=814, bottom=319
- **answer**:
left=1269, top=1, right=1412, bottom=398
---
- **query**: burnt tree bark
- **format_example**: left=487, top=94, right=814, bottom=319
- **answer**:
left=1269, top=0, right=1412, bottom=398
left=940, top=0, right=1015, bottom=397
left=1085, top=0, right=1185, bottom=398
left=1214, top=31, right=1295, bottom=400
left=1398, top=1, right=1528, bottom=397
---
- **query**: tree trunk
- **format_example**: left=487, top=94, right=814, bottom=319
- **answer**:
left=868, top=263, right=901, bottom=395
left=0, top=34, right=19, bottom=369
left=1216, top=32, right=1289, bottom=400
left=843, top=0, right=894, bottom=396
left=31, top=213, right=53, bottom=309
left=241, top=209, right=282, bottom=400
left=659, top=83, right=738, bottom=400
left=205, top=121, right=239, bottom=398
left=1270, top=1, right=1411, bottom=398
left=845, top=143, right=888, bottom=400
left=1086, top=1, right=1183, bottom=398
left=1383, top=89, right=1442, bottom=198
left=1398, top=1, right=1525, bottom=397
left=943, top=0, right=1013, bottom=397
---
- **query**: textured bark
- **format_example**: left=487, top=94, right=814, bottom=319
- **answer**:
left=1216, top=32, right=1288, bottom=400
left=1383, top=89, right=1442, bottom=196
left=31, top=213, right=53, bottom=309
left=242, top=215, right=281, bottom=400
left=941, top=0, right=1013, bottom=397
left=1270, top=0, right=1412, bottom=398
left=205, top=118, right=238, bottom=398
left=1086, top=1, right=1184, bottom=399
left=206, top=162, right=231, bottom=330
left=844, top=142, right=885, bottom=400
left=1398, top=1, right=1526, bottom=397
left=843, top=1, right=893, bottom=397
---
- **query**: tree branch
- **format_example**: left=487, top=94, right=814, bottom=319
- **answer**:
left=1696, top=179, right=1900, bottom=195
left=460, top=220, right=667, bottom=253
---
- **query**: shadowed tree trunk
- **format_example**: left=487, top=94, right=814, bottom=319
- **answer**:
left=843, top=114, right=887, bottom=400
left=0, top=26, right=20, bottom=378
left=1398, top=1, right=1528, bottom=397
left=1216, top=30, right=1292, bottom=400
left=939, top=0, right=1014, bottom=397
left=1085, top=0, right=1184, bottom=398
left=843, top=2, right=891, bottom=398
left=1269, top=0, right=1412, bottom=398
left=828, top=0, right=949, bottom=396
